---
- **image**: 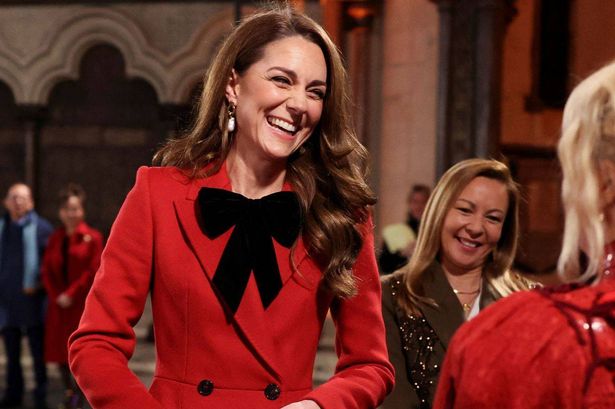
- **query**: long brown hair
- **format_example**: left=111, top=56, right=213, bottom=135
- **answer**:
left=154, top=6, right=375, bottom=297
left=397, top=159, right=522, bottom=315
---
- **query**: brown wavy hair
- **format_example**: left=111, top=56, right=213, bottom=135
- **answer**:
left=153, top=5, right=375, bottom=297
left=396, top=159, right=525, bottom=315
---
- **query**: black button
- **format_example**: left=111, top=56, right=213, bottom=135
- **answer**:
left=197, top=379, right=214, bottom=396
left=264, top=383, right=280, bottom=400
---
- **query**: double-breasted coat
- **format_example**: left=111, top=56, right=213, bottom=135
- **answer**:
left=41, top=221, right=103, bottom=363
left=381, top=264, right=497, bottom=409
left=68, top=165, right=395, bottom=409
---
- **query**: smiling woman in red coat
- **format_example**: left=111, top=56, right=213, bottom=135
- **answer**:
left=68, top=5, right=394, bottom=409
left=42, top=184, right=103, bottom=409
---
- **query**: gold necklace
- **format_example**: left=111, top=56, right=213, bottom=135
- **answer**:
left=452, top=287, right=480, bottom=295
left=452, top=287, right=481, bottom=313
left=461, top=301, right=474, bottom=312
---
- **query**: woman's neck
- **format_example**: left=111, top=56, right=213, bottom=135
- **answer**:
left=441, top=264, right=483, bottom=292
left=226, top=148, right=286, bottom=199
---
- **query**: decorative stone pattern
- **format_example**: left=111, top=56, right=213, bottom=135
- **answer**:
left=0, top=3, right=235, bottom=105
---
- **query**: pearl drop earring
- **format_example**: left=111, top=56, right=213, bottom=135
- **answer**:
left=227, top=103, right=236, bottom=133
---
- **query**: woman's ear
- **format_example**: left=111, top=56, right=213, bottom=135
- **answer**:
left=225, top=69, right=239, bottom=105
left=598, top=159, right=615, bottom=210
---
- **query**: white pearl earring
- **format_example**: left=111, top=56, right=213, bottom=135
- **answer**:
left=227, top=103, right=236, bottom=133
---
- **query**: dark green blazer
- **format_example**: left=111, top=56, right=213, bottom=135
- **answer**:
left=381, top=262, right=498, bottom=409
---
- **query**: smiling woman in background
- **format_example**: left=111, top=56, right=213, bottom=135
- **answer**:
left=68, top=6, right=393, bottom=409
left=381, top=158, right=532, bottom=409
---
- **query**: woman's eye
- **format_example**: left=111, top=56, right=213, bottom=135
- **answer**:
left=308, top=89, right=325, bottom=100
left=457, top=207, right=471, bottom=214
left=486, top=215, right=502, bottom=223
left=272, top=76, right=291, bottom=85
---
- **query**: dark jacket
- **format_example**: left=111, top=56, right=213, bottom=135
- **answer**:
left=381, top=263, right=498, bottom=409
left=0, top=211, right=53, bottom=327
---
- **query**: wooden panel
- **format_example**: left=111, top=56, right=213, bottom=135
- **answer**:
left=506, top=147, right=563, bottom=274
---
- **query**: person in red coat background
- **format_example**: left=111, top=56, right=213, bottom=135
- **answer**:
left=433, top=61, right=615, bottom=408
left=68, top=5, right=394, bottom=409
left=42, top=184, right=103, bottom=409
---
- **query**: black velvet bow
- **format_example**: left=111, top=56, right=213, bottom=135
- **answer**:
left=197, top=187, right=302, bottom=314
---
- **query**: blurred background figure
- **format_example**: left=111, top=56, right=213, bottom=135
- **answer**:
left=381, top=159, right=533, bottom=409
left=42, top=184, right=102, bottom=409
left=0, top=183, right=53, bottom=409
left=378, top=184, right=431, bottom=275
left=434, top=61, right=615, bottom=409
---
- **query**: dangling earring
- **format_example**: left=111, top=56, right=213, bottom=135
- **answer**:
left=227, top=103, right=236, bottom=133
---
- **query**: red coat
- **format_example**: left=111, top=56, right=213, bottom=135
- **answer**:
left=433, top=274, right=615, bottom=409
left=68, top=165, right=395, bottom=409
left=42, top=221, right=103, bottom=363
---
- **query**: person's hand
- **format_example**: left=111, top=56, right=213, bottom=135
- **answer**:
left=56, top=293, right=73, bottom=308
left=280, top=400, right=321, bottom=409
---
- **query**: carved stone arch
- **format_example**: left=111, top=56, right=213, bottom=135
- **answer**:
left=0, top=63, right=24, bottom=104
left=25, top=7, right=235, bottom=105
left=28, top=8, right=169, bottom=104
left=169, top=9, right=235, bottom=104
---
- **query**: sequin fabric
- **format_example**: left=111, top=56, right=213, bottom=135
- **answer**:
left=391, top=279, right=440, bottom=409
left=538, top=247, right=615, bottom=395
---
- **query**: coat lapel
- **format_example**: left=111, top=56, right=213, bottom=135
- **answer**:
left=173, top=166, right=231, bottom=285
left=418, top=263, right=465, bottom=349
left=173, top=163, right=306, bottom=380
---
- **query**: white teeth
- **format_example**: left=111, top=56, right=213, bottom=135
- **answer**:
left=459, top=238, right=480, bottom=248
left=269, top=117, right=297, bottom=133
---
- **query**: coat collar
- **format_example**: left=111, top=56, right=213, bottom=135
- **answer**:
left=418, top=262, right=499, bottom=348
left=418, top=262, right=465, bottom=348
left=173, top=162, right=309, bottom=380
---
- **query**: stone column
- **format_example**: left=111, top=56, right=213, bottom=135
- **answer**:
left=344, top=2, right=378, bottom=145
left=17, top=105, right=47, bottom=200
left=432, top=0, right=516, bottom=175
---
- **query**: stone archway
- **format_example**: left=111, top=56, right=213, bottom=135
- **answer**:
left=38, top=44, right=164, bottom=235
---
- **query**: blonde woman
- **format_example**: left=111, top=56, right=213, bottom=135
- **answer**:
left=434, top=62, right=615, bottom=408
left=68, top=6, right=393, bottom=409
left=382, top=158, right=528, bottom=409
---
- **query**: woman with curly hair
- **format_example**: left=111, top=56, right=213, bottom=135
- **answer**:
left=68, top=6, right=394, bottom=409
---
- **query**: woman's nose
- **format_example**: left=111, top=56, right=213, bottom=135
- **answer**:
left=286, top=90, right=308, bottom=114
left=464, top=218, right=484, bottom=237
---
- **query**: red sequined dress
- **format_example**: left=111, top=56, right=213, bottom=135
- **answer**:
left=433, top=243, right=615, bottom=409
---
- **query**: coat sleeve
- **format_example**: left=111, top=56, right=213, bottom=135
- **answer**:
left=68, top=167, right=163, bottom=409
left=304, top=220, right=395, bottom=408
left=380, top=276, right=415, bottom=409
left=64, top=231, right=103, bottom=300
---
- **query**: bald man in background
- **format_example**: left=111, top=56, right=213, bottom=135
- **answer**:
left=0, top=183, right=53, bottom=409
